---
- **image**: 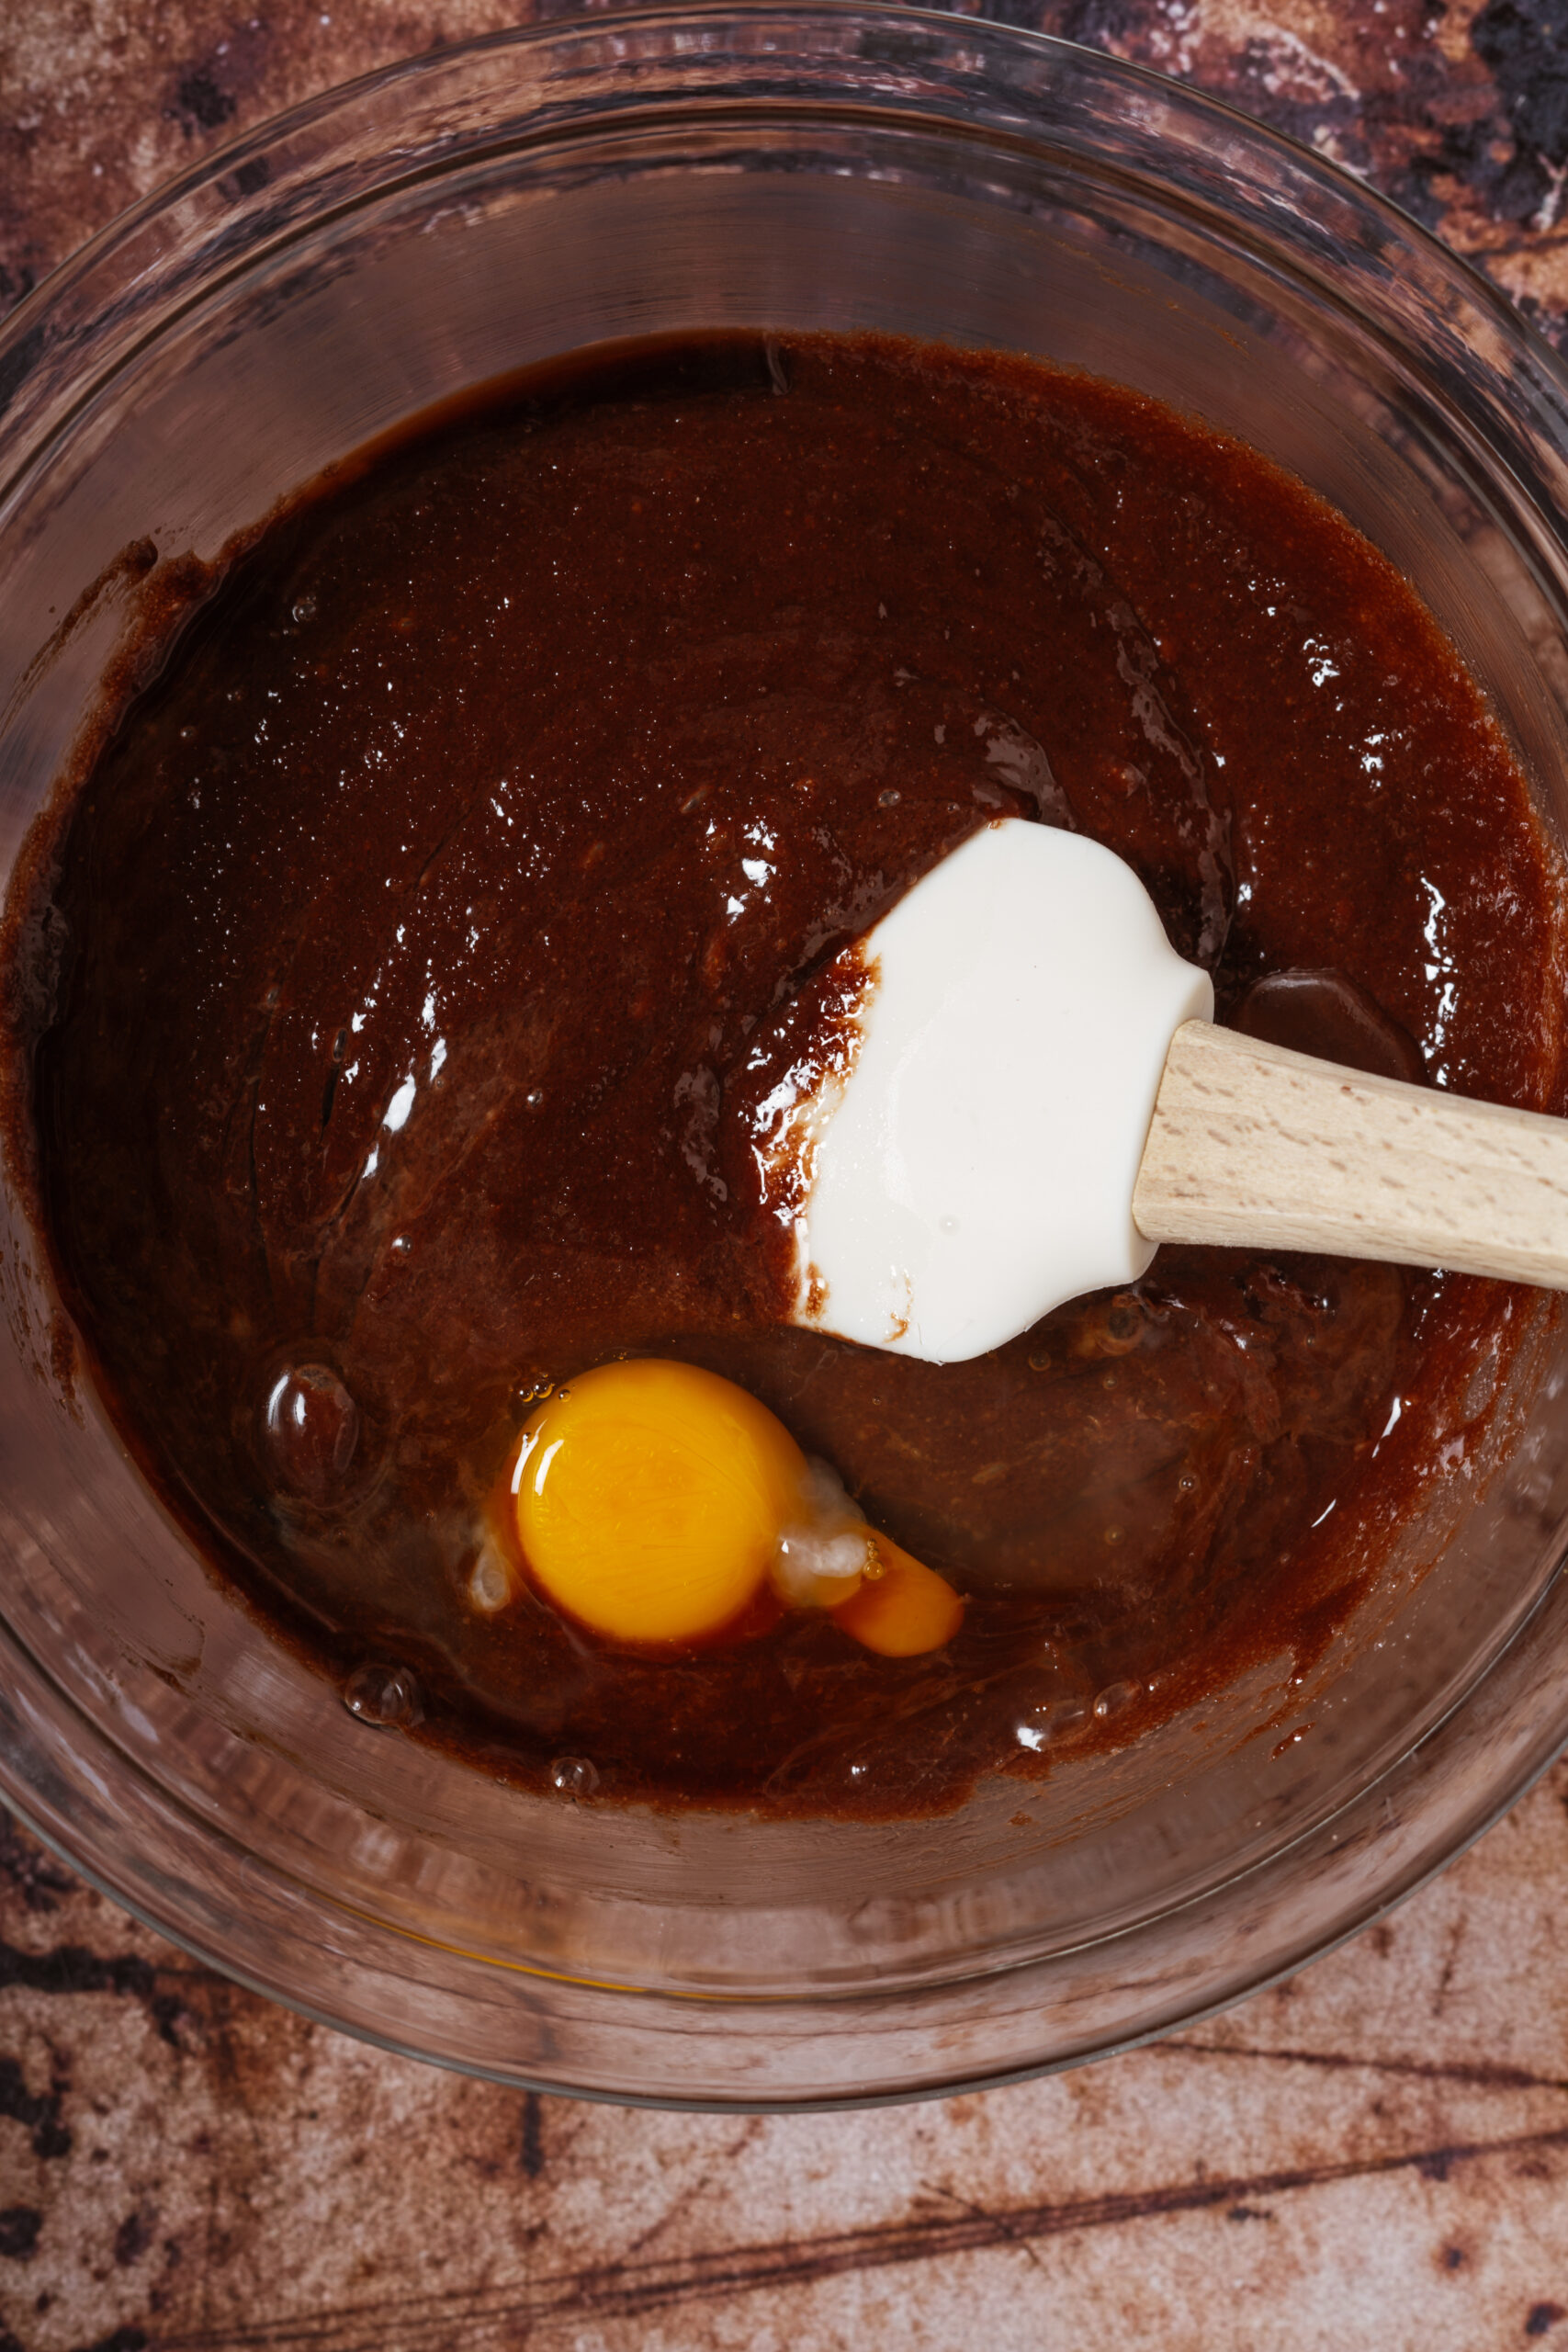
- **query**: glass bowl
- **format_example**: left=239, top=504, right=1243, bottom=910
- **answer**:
left=5, top=4, right=1568, bottom=2110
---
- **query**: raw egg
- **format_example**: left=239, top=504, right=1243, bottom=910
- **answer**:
left=511, top=1356, right=964, bottom=1656
left=513, top=1359, right=807, bottom=1645
left=831, top=1534, right=966, bottom=1657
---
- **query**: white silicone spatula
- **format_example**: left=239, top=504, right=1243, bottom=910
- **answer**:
left=770, top=818, right=1568, bottom=1365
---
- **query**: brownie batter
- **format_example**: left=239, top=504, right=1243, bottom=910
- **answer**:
left=12, top=334, right=1566, bottom=1816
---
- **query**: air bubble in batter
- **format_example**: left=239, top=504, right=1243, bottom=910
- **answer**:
left=1014, top=1695, right=1089, bottom=1753
left=263, top=1363, right=360, bottom=1502
left=343, top=1661, right=423, bottom=1729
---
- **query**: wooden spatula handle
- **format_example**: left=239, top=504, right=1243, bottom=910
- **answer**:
left=1133, top=1019, right=1568, bottom=1287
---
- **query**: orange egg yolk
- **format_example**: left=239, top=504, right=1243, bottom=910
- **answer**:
left=831, top=1534, right=966, bottom=1657
left=510, top=1358, right=963, bottom=1656
left=513, top=1359, right=807, bottom=1646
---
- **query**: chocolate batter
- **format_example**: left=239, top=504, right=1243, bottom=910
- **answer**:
left=12, top=334, right=1565, bottom=1815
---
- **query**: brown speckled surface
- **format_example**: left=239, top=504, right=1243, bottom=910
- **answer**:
left=10, top=0, right=1568, bottom=341
left=13, top=1777, right=1568, bottom=2346
left=11, top=0, right=1568, bottom=2343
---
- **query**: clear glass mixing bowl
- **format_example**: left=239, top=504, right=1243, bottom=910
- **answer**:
left=5, top=5, right=1568, bottom=2109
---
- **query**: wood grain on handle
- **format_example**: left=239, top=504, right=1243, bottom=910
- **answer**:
left=1133, top=1019, right=1568, bottom=1287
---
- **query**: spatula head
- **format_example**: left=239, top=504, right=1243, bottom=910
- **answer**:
left=773, top=819, right=1213, bottom=1363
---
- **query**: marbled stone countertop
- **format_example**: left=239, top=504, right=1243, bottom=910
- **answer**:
left=8, top=1, right=1568, bottom=2344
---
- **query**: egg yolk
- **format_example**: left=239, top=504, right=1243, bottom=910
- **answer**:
left=513, top=1359, right=807, bottom=1645
left=830, top=1534, right=967, bottom=1657
left=510, top=1355, right=964, bottom=1657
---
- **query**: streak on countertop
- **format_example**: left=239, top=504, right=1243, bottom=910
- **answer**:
left=7, top=0, right=1568, bottom=2345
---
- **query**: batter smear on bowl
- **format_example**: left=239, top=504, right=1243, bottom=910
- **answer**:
left=10, top=333, right=1566, bottom=1816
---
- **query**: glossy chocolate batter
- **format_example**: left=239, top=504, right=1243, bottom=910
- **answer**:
left=14, top=334, right=1566, bottom=1815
